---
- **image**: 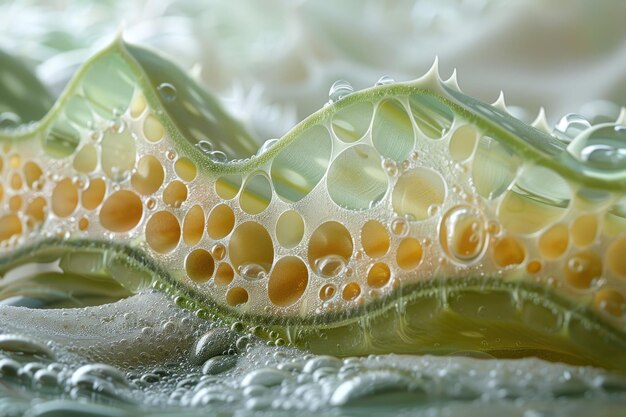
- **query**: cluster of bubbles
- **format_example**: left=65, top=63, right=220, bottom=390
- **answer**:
left=2, top=289, right=626, bottom=416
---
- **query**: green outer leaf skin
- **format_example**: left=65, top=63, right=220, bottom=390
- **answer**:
left=1, top=37, right=624, bottom=189
left=0, top=49, right=54, bottom=124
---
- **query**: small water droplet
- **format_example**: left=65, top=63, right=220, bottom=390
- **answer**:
left=238, top=263, right=269, bottom=280
left=162, top=320, right=177, bottom=332
left=427, top=204, right=441, bottom=217
left=256, top=138, right=279, bottom=156
left=320, top=283, right=337, bottom=301
left=328, top=80, right=353, bottom=103
left=314, top=255, right=347, bottom=278
left=211, top=243, right=226, bottom=261
left=240, top=368, right=289, bottom=388
left=553, top=113, right=591, bottom=142
left=192, top=329, right=237, bottom=364
left=146, top=197, right=156, bottom=210
left=158, top=83, right=177, bottom=102
left=375, top=75, right=395, bottom=86
left=440, top=206, right=486, bottom=264
left=390, top=216, right=410, bottom=237
left=72, top=175, right=89, bottom=190
left=567, top=256, right=587, bottom=273
left=208, top=150, right=228, bottom=163
left=196, top=140, right=213, bottom=154
left=110, top=118, right=126, bottom=134
left=0, top=112, right=21, bottom=128
left=202, top=355, right=237, bottom=375
left=381, top=158, right=398, bottom=177
left=236, top=336, right=250, bottom=351
left=89, top=130, right=103, bottom=143
left=581, top=144, right=626, bottom=169
left=0, top=334, right=55, bottom=359
left=72, top=364, right=128, bottom=388
left=33, top=369, right=59, bottom=388
left=570, top=124, right=626, bottom=170
left=487, top=220, right=501, bottom=235
left=109, top=166, right=130, bottom=183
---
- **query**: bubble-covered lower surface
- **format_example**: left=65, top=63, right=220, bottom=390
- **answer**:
left=1, top=292, right=625, bottom=417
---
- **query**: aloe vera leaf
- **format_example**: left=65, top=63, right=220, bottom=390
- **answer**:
left=0, top=49, right=54, bottom=126
left=124, top=44, right=259, bottom=159
left=1, top=40, right=626, bottom=372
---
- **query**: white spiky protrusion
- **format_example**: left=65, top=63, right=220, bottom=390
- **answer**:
left=531, top=107, right=551, bottom=133
left=189, top=63, right=203, bottom=82
left=412, top=56, right=445, bottom=93
left=442, top=68, right=461, bottom=92
left=491, top=91, right=508, bottom=113
left=115, top=22, right=127, bottom=43
left=428, top=56, right=440, bottom=78
left=617, top=107, right=626, bottom=124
